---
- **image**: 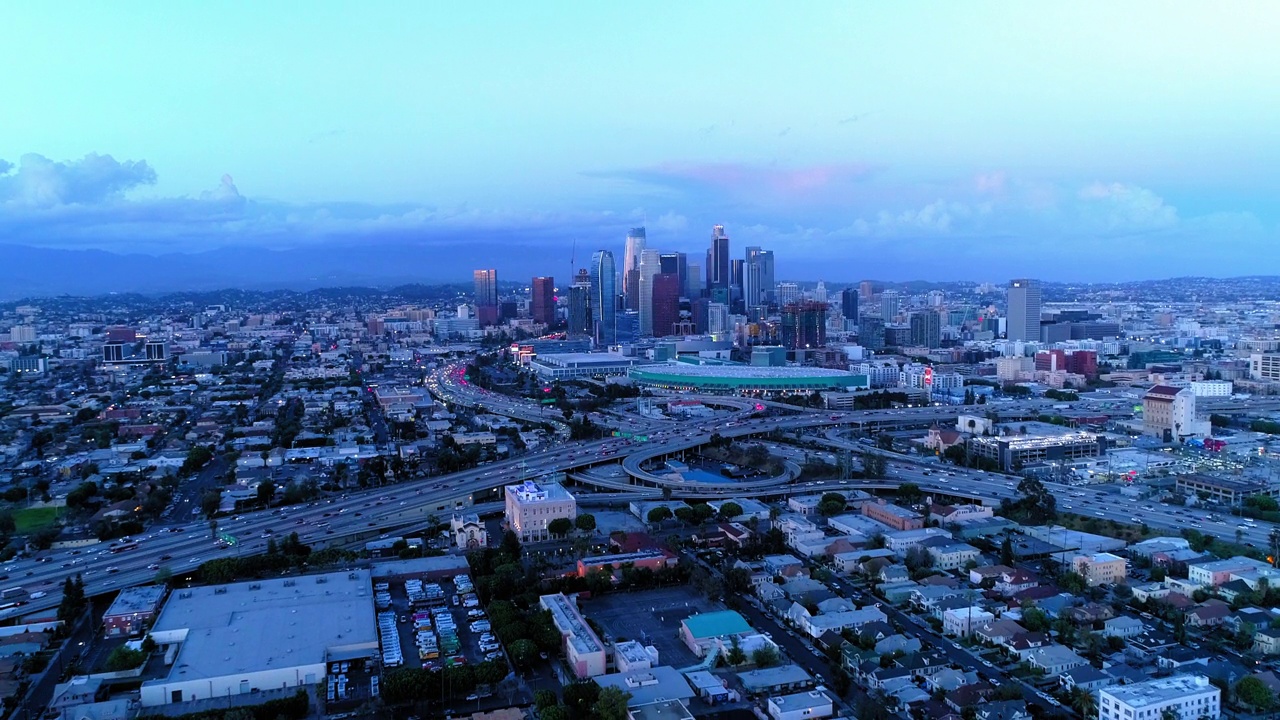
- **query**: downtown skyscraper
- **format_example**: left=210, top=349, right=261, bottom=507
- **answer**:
left=473, top=268, right=498, bottom=326
left=707, top=225, right=730, bottom=301
left=589, top=250, right=617, bottom=345
left=622, top=227, right=646, bottom=311
left=1007, top=278, right=1042, bottom=342
left=530, top=276, right=555, bottom=325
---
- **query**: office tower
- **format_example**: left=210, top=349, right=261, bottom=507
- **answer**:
left=757, top=250, right=775, bottom=304
left=909, top=311, right=941, bottom=349
left=730, top=258, right=744, bottom=304
left=685, top=263, right=702, bottom=299
left=567, top=270, right=592, bottom=338
left=780, top=301, right=828, bottom=350
left=531, top=276, right=555, bottom=325
left=622, top=227, right=646, bottom=311
left=776, top=282, right=800, bottom=308
left=102, top=342, right=125, bottom=363
left=144, top=340, right=168, bottom=361
left=813, top=280, right=828, bottom=304
left=859, top=280, right=874, bottom=301
left=707, top=302, right=730, bottom=335
left=927, top=290, right=944, bottom=307
left=637, top=249, right=661, bottom=336
left=880, top=289, right=901, bottom=321
left=859, top=316, right=886, bottom=351
left=743, top=247, right=763, bottom=307
left=473, top=269, right=499, bottom=326
left=841, top=288, right=858, bottom=321
left=1007, top=278, right=1042, bottom=342
left=615, top=310, right=639, bottom=343
left=709, top=225, right=730, bottom=291
left=651, top=273, right=681, bottom=338
left=499, top=301, right=518, bottom=322
left=589, top=250, right=617, bottom=345
left=659, top=253, right=680, bottom=276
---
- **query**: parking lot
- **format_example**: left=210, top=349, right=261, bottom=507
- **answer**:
left=374, top=575, right=503, bottom=671
left=583, top=586, right=719, bottom=669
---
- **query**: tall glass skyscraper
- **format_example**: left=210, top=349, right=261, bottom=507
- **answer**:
left=622, top=227, right=646, bottom=311
left=589, top=250, right=617, bottom=345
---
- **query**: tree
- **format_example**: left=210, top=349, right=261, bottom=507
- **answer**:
left=575, top=514, right=597, bottom=533
left=1068, top=687, right=1097, bottom=719
left=104, top=646, right=147, bottom=671
left=256, top=480, right=275, bottom=505
left=200, top=489, right=222, bottom=517
left=501, top=529, right=522, bottom=560
left=562, top=680, right=601, bottom=719
left=896, top=483, right=922, bottom=506
left=999, top=535, right=1015, bottom=566
left=540, top=707, right=570, bottom=720
left=718, top=502, right=743, bottom=521
left=508, top=638, right=539, bottom=667
left=1237, top=675, right=1275, bottom=710
left=725, top=635, right=747, bottom=665
left=592, top=687, right=632, bottom=720
left=548, top=518, right=574, bottom=537
left=751, top=645, right=780, bottom=668
left=647, top=506, right=673, bottom=525
left=533, top=689, right=558, bottom=711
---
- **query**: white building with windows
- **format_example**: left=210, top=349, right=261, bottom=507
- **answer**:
left=1099, top=674, right=1219, bottom=720
left=504, top=480, right=577, bottom=542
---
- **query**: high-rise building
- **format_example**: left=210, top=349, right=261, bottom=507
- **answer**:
left=781, top=301, right=828, bottom=350
left=589, top=251, right=617, bottom=345
left=474, top=269, right=499, bottom=326
left=708, top=225, right=730, bottom=291
left=651, top=273, right=681, bottom=338
left=531, top=276, right=555, bottom=325
left=622, top=227, right=646, bottom=311
left=1006, top=278, right=1042, bottom=342
left=859, top=316, right=886, bottom=351
left=880, top=290, right=901, bottom=321
left=685, top=263, right=703, bottom=299
left=776, top=282, right=800, bottom=307
left=707, top=302, right=730, bottom=335
left=730, top=258, right=744, bottom=305
left=637, top=249, right=661, bottom=336
left=840, top=288, right=858, bottom=321
left=567, top=270, right=592, bottom=338
left=909, top=311, right=941, bottom=349
left=813, top=281, right=828, bottom=304
left=859, top=281, right=874, bottom=301
left=744, top=247, right=766, bottom=308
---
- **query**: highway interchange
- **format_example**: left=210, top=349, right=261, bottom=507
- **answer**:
left=3, top=362, right=1275, bottom=622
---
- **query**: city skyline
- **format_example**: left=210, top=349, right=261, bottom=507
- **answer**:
left=2, top=3, right=1279, bottom=289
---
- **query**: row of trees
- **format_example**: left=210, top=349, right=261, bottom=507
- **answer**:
left=547, top=513, right=597, bottom=537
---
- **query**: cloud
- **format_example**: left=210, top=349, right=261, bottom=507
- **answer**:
left=0, top=152, right=155, bottom=207
left=1076, top=181, right=1178, bottom=233
left=589, top=160, right=877, bottom=207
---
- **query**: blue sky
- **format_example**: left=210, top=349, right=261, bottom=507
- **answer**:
left=2, top=2, right=1278, bottom=282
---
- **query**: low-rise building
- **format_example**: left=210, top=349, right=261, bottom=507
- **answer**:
left=1071, top=552, right=1127, bottom=587
left=540, top=593, right=606, bottom=679
left=767, top=689, right=834, bottom=720
left=1098, top=674, right=1220, bottom=720
left=450, top=512, right=487, bottom=549
left=1025, top=645, right=1087, bottom=677
left=103, top=586, right=166, bottom=637
left=1188, top=556, right=1272, bottom=588
left=679, top=610, right=753, bottom=658
left=943, top=607, right=995, bottom=638
left=862, top=499, right=924, bottom=532
left=885, top=527, right=952, bottom=556
left=927, top=542, right=981, bottom=570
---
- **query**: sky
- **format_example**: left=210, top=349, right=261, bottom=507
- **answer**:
left=2, top=2, right=1279, bottom=283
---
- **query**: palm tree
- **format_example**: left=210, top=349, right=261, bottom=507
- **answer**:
left=1071, top=687, right=1097, bottom=718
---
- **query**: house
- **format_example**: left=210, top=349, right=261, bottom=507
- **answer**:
left=969, top=565, right=1015, bottom=586
left=910, top=585, right=962, bottom=614
left=974, top=619, right=1026, bottom=647
left=1186, top=599, right=1231, bottom=628
left=762, top=554, right=809, bottom=580
left=1059, top=665, right=1112, bottom=693
left=879, top=564, right=911, bottom=583
left=832, top=548, right=895, bottom=573
left=945, top=683, right=995, bottom=712
left=1227, top=608, right=1275, bottom=634
left=993, top=569, right=1039, bottom=597
left=1025, top=645, right=1087, bottom=677
left=1254, top=628, right=1280, bottom=656
left=975, top=701, right=1031, bottom=720
left=1217, top=579, right=1255, bottom=603
left=926, top=668, right=979, bottom=693
left=1005, top=631, right=1048, bottom=660
left=876, top=635, right=923, bottom=656
left=1102, top=616, right=1145, bottom=639
left=1156, top=646, right=1212, bottom=672
left=1065, top=603, right=1115, bottom=624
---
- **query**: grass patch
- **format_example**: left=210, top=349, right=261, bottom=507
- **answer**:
left=13, top=506, right=61, bottom=533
